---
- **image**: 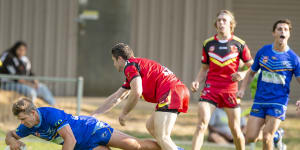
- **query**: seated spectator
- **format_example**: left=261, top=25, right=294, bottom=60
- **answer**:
left=207, top=108, right=246, bottom=144
left=0, top=41, right=55, bottom=105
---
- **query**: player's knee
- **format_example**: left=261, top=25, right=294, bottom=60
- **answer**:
left=156, top=135, right=172, bottom=148
left=262, top=132, right=273, bottom=143
left=246, top=134, right=258, bottom=143
left=230, top=126, right=243, bottom=138
left=128, top=139, right=143, bottom=150
left=195, top=122, right=208, bottom=132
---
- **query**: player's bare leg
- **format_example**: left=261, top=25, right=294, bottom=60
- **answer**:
left=93, top=145, right=111, bottom=150
left=153, top=111, right=178, bottom=150
left=245, top=116, right=265, bottom=143
left=146, top=112, right=156, bottom=138
left=208, top=132, right=231, bottom=144
left=262, top=116, right=281, bottom=150
left=192, top=102, right=215, bottom=150
left=107, top=130, right=161, bottom=150
left=224, top=107, right=245, bottom=150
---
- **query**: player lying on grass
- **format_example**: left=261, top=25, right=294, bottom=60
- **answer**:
left=5, top=97, right=161, bottom=150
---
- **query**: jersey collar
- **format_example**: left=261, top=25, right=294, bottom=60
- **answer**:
left=34, top=109, right=42, bottom=128
left=214, top=34, right=233, bottom=43
left=271, top=43, right=290, bottom=54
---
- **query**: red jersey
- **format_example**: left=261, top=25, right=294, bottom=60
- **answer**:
left=122, top=57, right=182, bottom=103
left=202, top=35, right=252, bottom=92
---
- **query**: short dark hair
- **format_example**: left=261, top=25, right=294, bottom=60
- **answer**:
left=272, top=19, right=292, bottom=32
left=111, top=43, right=134, bottom=60
left=12, top=97, right=36, bottom=116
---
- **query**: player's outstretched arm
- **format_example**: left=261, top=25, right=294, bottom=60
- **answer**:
left=58, top=125, right=76, bottom=150
left=92, top=87, right=130, bottom=116
left=119, top=77, right=142, bottom=126
left=5, top=130, right=25, bottom=150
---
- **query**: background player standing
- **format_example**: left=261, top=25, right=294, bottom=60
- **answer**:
left=191, top=10, right=253, bottom=150
left=237, top=19, right=300, bottom=150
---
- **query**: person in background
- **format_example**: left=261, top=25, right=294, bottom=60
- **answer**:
left=237, top=19, right=299, bottom=150
left=191, top=10, right=253, bottom=150
left=208, top=108, right=247, bottom=144
left=0, top=41, right=55, bottom=105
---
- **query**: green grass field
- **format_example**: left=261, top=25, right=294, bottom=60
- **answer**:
left=3, top=121, right=300, bottom=150
left=1, top=98, right=300, bottom=150
left=1, top=120, right=300, bottom=150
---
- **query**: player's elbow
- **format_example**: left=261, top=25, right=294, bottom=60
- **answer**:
left=68, top=137, right=77, bottom=147
left=5, top=131, right=16, bottom=145
left=5, top=132, right=11, bottom=145
left=245, top=60, right=254, bottom=68
left=132, top=91, right=142, bottom=101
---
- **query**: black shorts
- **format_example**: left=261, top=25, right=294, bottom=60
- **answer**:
left=156, top=105, right=180, bottom=114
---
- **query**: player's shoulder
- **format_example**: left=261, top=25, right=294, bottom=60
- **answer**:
left=232, top=35, right=246, bottom=45
left=38, top=107, right=60, bottom=111
left=124, top=58, right=141, bottom=70
left=38, top=107, right=65, bottom=116
left=203, top=36, right=215, bottom=47
left=287, top=48, right=299, bottom=58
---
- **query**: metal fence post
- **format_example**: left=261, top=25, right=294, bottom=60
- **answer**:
left=76, top=76, right=84, bottom=116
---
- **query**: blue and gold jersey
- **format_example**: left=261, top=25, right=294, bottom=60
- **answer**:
left=251, top=44, right=300, bottom=106
left=15, top=107, right=113, bottom=149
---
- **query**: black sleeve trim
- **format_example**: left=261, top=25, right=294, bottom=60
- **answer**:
left=203, top=46, right=210, bottom=64
left=124, top=62, right=140, bottom=74
left=122, top=86, right=131, bottom=89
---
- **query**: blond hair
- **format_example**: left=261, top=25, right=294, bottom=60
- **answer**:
left=214, top=10, right=237, bottom=33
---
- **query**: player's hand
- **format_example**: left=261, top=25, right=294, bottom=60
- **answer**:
left=9, top=140, right=25, bottom=150
left=231, top=72, right=242, bottom=82
left=296, top=100, right=300, bottom=111
left=236, top=89, right=245, bottom=99
left=191, top=81, right=199, bottom=93
left=119, top=114, right=127, bottom=126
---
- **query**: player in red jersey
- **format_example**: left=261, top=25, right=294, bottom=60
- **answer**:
left=92, top=43, right=189, bottom=150
left=190, top=10, right=253, bottom=150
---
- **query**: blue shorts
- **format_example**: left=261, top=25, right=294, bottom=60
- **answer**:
left=250, top=103, right=287, bottom=121
left=76, top=121, right=114, bottom=150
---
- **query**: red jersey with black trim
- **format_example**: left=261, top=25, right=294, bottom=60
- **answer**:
left=202, top=34, right=252, bottom=92
left=122, top=57, right=182, bottom=103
